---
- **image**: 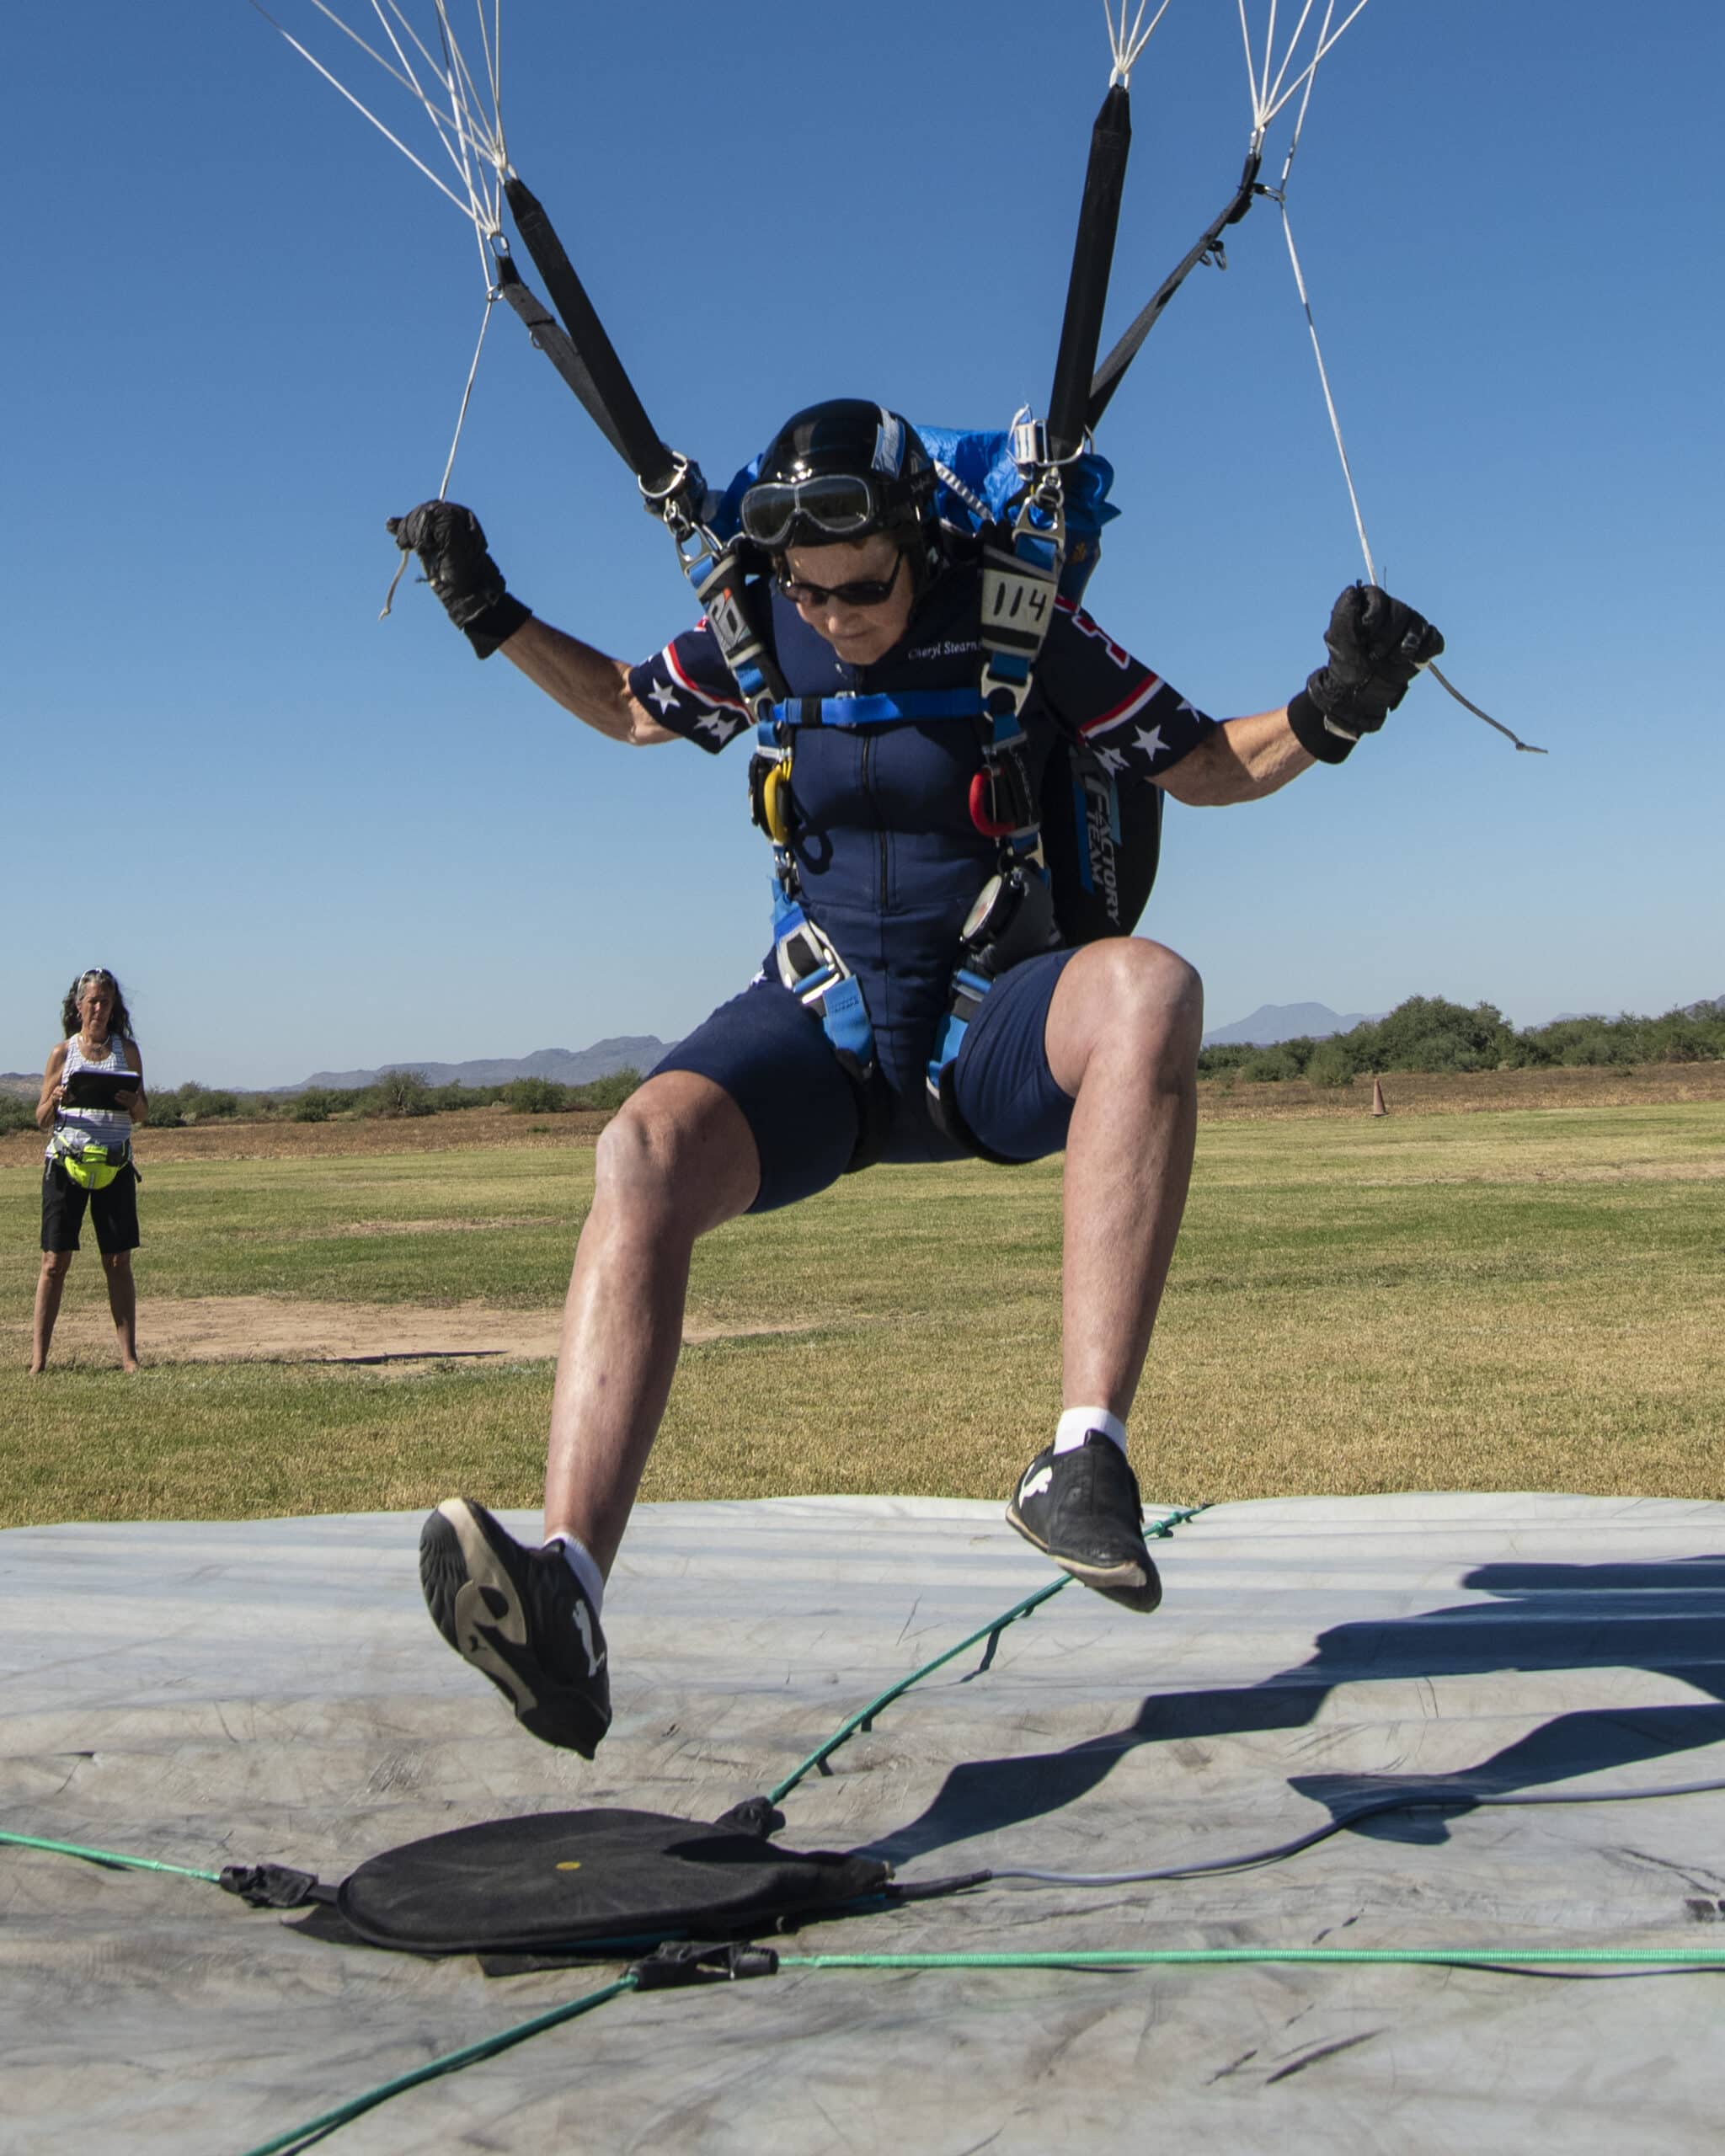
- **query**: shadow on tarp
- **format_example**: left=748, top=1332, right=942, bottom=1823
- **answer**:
left=860, top=1555, right=1725, bottom=1864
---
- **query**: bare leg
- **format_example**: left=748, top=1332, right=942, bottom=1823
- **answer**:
left=1044, top=938, right=1204, bottom=1419
left=102, top=1252, right=140, bottom=1373
left=30, top=1252, right=72, bottom=1374
left=543, top=1071, right=761, bottom=1572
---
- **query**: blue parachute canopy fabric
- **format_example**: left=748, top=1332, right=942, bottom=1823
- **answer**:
left=708, top=423, right=1119, bottom=604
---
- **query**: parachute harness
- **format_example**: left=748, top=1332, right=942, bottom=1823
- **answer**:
left=644, top=462, right=884, bottom=1104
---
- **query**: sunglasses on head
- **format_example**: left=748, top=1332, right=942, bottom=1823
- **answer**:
left=740, top=472, right=881, bottom=549
left=776, top=552, right=905, bottom=610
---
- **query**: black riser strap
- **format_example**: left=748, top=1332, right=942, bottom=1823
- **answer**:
left=494, top=260, right=634, bottom=467
left=1047, top=83, right=1132, bottom=460
left=1087, top=147, right=1263, bottom=430
left=503, top=174, right=677, bottom=492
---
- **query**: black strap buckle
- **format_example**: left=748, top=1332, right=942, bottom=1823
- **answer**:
left=628, top=1940, right=781, bottom=1990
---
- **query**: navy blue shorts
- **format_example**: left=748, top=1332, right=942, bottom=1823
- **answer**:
left=658, top=950, right=1080, bottom=1213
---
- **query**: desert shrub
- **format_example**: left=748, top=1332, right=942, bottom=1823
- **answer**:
left=503, top=1077, right=573, bottom=1114
left=292, top=1086, right=351, bottom=1123
left=1351, top=996, right=1515, bottom=1074
left=426, top=1082, right=492, bottom=1113
left=1237, top=1043, right=1306, bottom=1083
left=0, top=1092, right=38, bottom=1136
left=151, top=1082, right=243, bottom=1126
left=570, top=1068, right=643, bottom=1111
left=1305, top=1040, right=1356, bottom=1088
left=365, top=1069, right=434, bottom=1118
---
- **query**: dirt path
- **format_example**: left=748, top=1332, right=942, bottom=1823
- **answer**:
left=15, top=1293, right=808, bottom=1373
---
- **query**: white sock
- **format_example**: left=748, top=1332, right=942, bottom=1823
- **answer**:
left=1054, top=1406, right=1127, bottom=1456
left=545, top=1532, right=606, bottom=1616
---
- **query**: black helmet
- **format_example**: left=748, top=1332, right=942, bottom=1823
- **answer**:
left=740, top=399, right=936, bottom=553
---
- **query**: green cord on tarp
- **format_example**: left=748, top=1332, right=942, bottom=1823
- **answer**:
left=230, top=1936, right=1725, bottom=2154
left=235, top=1974, right=639, bottom=2156
left=779, top=1946, right=1725, bottom=1972
left=766, top=1502, right=1208, bottom=1806
left=0, top=1828, right=222, bottom=1884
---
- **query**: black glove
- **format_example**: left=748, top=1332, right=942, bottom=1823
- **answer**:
left=1287, top=584, right=1445, bottom=763
left=386, top=500, right=531, bottom=659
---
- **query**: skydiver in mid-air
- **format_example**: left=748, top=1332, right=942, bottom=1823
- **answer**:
left=393, top=397, right=1442, bottom=1758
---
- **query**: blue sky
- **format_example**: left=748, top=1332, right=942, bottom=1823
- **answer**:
left=3, top=3, right=1719, bottom=1087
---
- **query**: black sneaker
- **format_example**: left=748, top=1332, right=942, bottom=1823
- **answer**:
left=418, top=1499, right=611, bottom=1756
left=1006, top=1435, right=1162, bottom=1613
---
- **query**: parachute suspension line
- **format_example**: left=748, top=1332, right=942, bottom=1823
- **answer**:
left=1240, top=0, right=1374, bottom=134
left=358, top=0, right=507, bottom=232
left=248, top=1, right=483, bottom=224
left=1087, top=0, right=1375, bottom=431
left=436, top=278, right=499, bottom=498
left=1104, top=0, right=1172, bottom=88
left=1257, top=8, right=1547, bottom=753
left=1423, top=664, right=1546, bottom=750
left=1268, top=20, right=1378, bottom=590
left=377, top=282, right=499, bottom=618
left=248, top=0, right=508, bottom=242
left=430, top=13, right=496, bottom=262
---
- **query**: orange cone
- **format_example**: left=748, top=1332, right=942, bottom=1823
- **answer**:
left=1371, top=1076, right=1387, bottom=1117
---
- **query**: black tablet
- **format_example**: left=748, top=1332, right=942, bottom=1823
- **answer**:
left=61, top=1068, right=139, bottom=1111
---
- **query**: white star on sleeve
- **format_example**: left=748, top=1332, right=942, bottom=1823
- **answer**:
left=647, top=678, right=679, bottom=715
left=692, top=710, right=739, bottom=742
left=1130, top=723, right=1166, bottom=763
left=1094, top=744, right=1131, bottom=776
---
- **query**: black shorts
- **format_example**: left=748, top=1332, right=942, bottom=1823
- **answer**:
left=41, top=1158, right=141, bottom=1256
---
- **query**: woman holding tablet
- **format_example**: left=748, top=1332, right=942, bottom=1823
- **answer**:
left=32, top=968, right=148, bottom=1374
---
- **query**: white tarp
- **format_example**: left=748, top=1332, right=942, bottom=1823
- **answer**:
left=6, top=1492, right=1725, bottom=2153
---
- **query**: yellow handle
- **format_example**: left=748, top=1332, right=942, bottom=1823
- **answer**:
left=762, top=759, right=793, bottom=845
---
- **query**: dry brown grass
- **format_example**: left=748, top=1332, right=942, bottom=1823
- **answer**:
left=3, top=1064, right=1717, bottom=1174
left=1197, top=1059, right=1725, bottom=1120
left=0, top=1103, right=610, bottom=1170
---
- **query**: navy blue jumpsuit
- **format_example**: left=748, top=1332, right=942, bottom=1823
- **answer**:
left=629, top=561, right=1216, bottom=1209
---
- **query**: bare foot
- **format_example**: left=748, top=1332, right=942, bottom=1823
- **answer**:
left=28, top=1361, right=47, bottom=1377
left=120, top=1357, right=142, bottom=1375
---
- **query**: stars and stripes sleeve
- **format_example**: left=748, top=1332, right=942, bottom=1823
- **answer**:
left=1039, top=597, right=1217, bottom=785
left=627, top=620, right=751, bottom=754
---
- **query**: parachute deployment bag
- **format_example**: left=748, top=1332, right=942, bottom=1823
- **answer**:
left=321, top=1806, right=889, bottom=1959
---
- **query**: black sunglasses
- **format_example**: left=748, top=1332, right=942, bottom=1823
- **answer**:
left=777, top=552, right=905, bottom=610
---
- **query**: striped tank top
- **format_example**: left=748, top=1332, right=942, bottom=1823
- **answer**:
left=49, top=1033, right=137, bottom=1160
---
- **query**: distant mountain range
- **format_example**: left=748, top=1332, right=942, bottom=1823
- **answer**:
left=291, top=1037, right=670, bottom=1093
left=1201, top=1002, right=1381, bottom=1048
left=8, top=995, right=1717, bottom=1098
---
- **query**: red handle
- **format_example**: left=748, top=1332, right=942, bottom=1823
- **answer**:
left=969, top=770, right=1017, bottom=840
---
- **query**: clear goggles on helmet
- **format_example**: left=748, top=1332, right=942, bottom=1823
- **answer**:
left=738, top=472, right=884, bottom=550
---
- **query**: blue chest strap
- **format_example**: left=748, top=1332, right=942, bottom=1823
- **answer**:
left=776, top=688, right=982, bottom=729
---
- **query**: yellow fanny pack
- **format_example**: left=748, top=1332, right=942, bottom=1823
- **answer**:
left=52, top=1131, right=131, bottom=1191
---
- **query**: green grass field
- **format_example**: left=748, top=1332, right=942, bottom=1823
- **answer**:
left=2, top=1101, right=1721, bottom=1528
